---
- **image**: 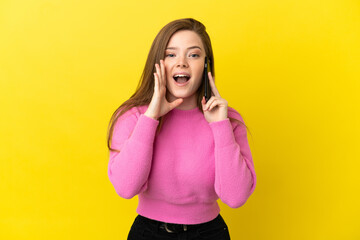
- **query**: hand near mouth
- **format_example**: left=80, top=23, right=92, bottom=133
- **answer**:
left=145, top=59, right=184, bottom=120
left=201, top=72, right=228, bottom=123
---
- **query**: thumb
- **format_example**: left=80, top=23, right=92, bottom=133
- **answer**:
left=201, top=96, right=206, bottom=109
left=170, top=98, right=183, bottom=109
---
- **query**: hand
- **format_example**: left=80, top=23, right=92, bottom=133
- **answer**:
left=145, top=59, right=183, bottom=120
left=201, top=72, right=228, bottom=123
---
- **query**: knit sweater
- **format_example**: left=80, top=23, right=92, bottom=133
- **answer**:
left=108, top=105, right=256, bottom=224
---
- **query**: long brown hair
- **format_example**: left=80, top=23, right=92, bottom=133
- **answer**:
left=107, top=18, right=251, bottom=152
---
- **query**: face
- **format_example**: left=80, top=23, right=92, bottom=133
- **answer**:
left=164, top=30, right=205, bottom=105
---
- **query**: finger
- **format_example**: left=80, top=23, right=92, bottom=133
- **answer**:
left=201, top=96, right=206, bottom=110
left=202, top=96, right=211, bottom=112
left=155, top=63, right=162, bottom=84
left=170, top=98, right=183, bottom=109
left=201, top=96, right=206, bottom=106
left=160, top=59, right=166, bottom=86
left=204, top=96, right=216, bottom=111
left=208, top=99, right=221, bottom=111
left=153, top=73, right=159, bottom=93
left=208, top=72, right=221, bottom=97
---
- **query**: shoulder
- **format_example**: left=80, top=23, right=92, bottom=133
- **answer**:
left=227, top=106, right=247, bottom=131
left=227, top=106, right=244, bottom=123
left=117, top=104, right=149, bottom=120
left=112, top=105, right=149, bottom=132
left=112, top=104, right=150, bottom=133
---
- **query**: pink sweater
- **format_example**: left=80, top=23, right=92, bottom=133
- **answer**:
left=108, top=105, right=256, bottom=224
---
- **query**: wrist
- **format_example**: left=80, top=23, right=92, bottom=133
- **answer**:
left=144, top=111, right=158, bottom=120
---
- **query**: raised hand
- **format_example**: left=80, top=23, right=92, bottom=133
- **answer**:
left=201, top=72, right=228, bottom=123
left=144, top=59, right=184, bottom=120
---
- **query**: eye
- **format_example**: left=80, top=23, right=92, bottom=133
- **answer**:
left=166, top=53, right=175, bottom=57
left=190, top=54, right=200, bottom=57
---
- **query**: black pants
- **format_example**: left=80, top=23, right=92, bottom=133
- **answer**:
left=127, top=213, right=231, bottom=240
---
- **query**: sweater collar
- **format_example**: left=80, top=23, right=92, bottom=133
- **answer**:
left=169, top=106, right=201, bottom=115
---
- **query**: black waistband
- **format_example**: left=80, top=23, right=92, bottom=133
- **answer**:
left=137, top=214, right=221, bottom=229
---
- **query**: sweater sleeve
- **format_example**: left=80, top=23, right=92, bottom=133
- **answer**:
left=209, top=109, right=256, bottom=208
left=108, top=110, right=159, bottom=199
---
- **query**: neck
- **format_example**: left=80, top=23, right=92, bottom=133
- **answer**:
left=166, top=93, right=198, bottom=110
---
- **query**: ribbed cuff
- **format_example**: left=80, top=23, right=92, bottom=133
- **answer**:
left=209, top=118, right=236, bottom=148
left=130, top=114, right=159, bottom=145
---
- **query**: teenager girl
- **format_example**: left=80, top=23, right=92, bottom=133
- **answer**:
left=107, top=18, right=256, bottom=240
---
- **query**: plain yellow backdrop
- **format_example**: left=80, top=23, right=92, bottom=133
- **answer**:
left=1, top=0, right=359, bottom=239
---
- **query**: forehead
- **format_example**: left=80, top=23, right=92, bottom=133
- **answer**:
left=166, top=30, right=204, bottom=49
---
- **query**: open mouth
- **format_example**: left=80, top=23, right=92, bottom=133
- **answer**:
left=173, top=74, right=190, bottom=83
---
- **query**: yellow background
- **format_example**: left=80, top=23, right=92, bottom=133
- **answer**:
left=1, top=0, right=359, bottom=239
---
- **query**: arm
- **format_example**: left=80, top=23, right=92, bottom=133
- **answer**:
left=108, top=111, right=159, bottom=199
left=209, top=110, right=256, bottom=208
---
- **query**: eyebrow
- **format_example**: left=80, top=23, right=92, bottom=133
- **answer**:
left=165, top=46, right=202, bottom=51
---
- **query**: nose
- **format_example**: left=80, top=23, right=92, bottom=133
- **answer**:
left=176, top=55, right=188, bottom=68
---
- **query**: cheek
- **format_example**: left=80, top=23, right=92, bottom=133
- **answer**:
left=165, top=67, right=172, bottom=82
left=163, top=63, right=171, bottom=75
left=194, top=66, right=204, bottom=80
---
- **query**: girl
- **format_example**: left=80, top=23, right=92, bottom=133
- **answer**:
left=107, top=18, right=256, bottom=240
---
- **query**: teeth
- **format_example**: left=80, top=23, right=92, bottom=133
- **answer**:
left=174, top=74, right=190, bottom=78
